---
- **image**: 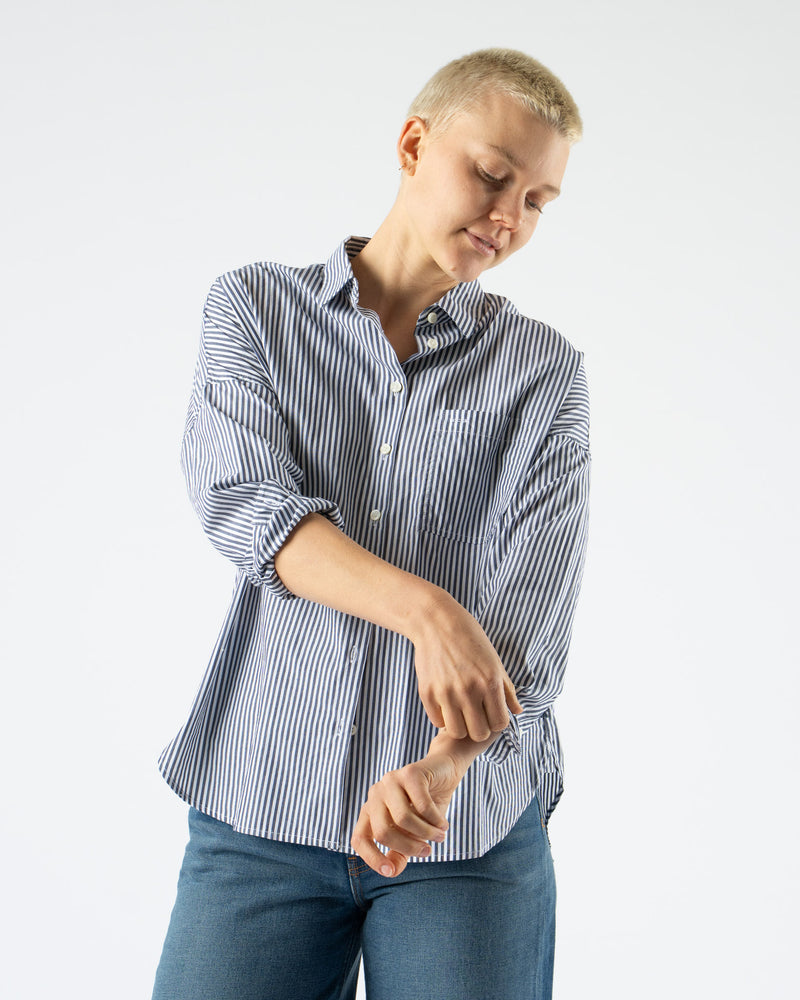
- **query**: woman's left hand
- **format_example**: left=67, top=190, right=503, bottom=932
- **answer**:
left=350, top=751, right=462, bottom=877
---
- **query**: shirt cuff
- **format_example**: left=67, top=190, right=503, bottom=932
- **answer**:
left=252, top=481, right=345, bottom=599
left=479, top=711, right=523, bottom=765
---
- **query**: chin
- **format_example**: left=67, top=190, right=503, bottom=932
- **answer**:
left=440, top=254, right=486, bottom=285
left=460, top=260, right=492, bottom=283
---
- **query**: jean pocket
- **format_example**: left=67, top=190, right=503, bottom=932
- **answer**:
left=420, top=409, right=514, bottom=543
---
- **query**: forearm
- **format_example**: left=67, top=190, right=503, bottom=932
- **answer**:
left=277, top=513, right=521, bottom=741
left=273, top=512, right=450, bottom=639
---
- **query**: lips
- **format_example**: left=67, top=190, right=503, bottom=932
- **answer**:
left=466, top=231, right=502, bottom=256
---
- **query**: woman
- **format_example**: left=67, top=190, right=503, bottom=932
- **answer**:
left=152, top=47, right=589, bottom=1000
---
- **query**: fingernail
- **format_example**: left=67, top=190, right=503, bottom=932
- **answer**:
left=380, top=864, right=393, bottom=877
left=433, top=832, right=446, bottom=842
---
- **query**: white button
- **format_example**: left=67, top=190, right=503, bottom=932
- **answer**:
left=349, top=647, right=358, bottom=662
left=390, top=380, right=403, bottom=393
left=426, top=311, right=438, bottom=324
left=369, top=509, right=382, bottom=521
left=379, top=443, right=392, bottom=455
left=426, top=337, right=437, bottom=349
left=351, top=725, right=358, bottom=736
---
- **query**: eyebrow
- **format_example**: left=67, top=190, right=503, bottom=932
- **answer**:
left=487, top=144, right=562, bottom=197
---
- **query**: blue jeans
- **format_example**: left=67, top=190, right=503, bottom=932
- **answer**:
left=151, top=797, right=555, bottom=1000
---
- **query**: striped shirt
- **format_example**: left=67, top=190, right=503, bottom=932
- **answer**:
left=158, top=235, right=590, bottom=861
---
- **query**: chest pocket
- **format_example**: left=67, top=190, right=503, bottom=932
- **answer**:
left=420, top=409, right=513, bottom=544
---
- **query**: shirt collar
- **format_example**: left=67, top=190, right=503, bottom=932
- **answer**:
left=316, top=236, right=489, bottom=341
left=316, top=236, right=368, bottom=303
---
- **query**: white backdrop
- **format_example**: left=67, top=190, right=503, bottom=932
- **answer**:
left=2, top=1, right=798, bottom=997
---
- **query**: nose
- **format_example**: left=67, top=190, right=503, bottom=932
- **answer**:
left=488, top=191, right=524, bottom=231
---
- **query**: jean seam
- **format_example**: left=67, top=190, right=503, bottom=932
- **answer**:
left=333, top=923, right=363, bottom=1000
left=535, top=795, right=552, bottom=849
left=346, top=857, right=370, bottom=910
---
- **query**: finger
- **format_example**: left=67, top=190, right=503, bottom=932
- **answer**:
left=418, top=687, right=445, bottom=730
left=385, top=850, right=409, bottom=878
left=440, top=697, right=467, bottom=740
left=398, top=767, right=450, bottom=831
left=369, top=801, right=434, bottom=858
left=352, top=808, right=425, bottom=876
left=484, top=683, right=511, bottom=732
left=461, top=700, right=493, bottom=742
left=351, top=814, right=396, bottom=876
left=504, top=675, right=523, bottom=714
left=382, top=778, right=448, bottom=843
left=352, top=811, right=416, bottom=877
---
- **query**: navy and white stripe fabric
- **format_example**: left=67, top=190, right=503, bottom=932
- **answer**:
left=158, top=236, right=590, bottom=861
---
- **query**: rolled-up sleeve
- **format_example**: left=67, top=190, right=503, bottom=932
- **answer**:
left=477, top=363, right=591, bottom=764
left=180, top=277, right=345, bottom=599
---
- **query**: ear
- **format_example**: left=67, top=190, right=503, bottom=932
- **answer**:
left=396, top=116, right=428, bottom=176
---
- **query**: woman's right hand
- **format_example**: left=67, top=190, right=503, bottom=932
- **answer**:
left=409, top=592, right=522, bottom=742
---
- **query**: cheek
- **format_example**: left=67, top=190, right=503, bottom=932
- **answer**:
left=526, top=213, right=542, bottom=237
left=449, top=169, right=490, bottom=218
left=506, top=220, right=538, bottom=256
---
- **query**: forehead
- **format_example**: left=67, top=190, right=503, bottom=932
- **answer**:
left=449, top=92, right=554, bottom=142
left=439, top=94, right=570, bottom=176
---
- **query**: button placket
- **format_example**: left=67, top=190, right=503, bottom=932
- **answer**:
left=368, top=375, right=406, bottom=528
left=420, top=310, right=439, bottom=351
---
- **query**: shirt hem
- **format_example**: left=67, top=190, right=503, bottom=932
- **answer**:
left=159, top=770, right=526, bottom=863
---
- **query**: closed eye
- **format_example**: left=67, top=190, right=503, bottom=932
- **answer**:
left=477, top=165, right=504, bottom=186
left=477, top=166, right=543, bottom=214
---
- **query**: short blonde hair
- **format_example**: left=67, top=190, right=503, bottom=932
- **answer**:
left=407, top=47, right=582, bottom=143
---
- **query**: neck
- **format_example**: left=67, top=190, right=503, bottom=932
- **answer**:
left=351, top=208, right=458, bottom=330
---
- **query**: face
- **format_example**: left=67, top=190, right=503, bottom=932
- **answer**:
left=397, top=91, right=571, bottom=285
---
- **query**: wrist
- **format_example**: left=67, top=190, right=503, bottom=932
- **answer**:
left=405, top=586, right=461, bottom=646
left=427, top=729, right=501, bottom=781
